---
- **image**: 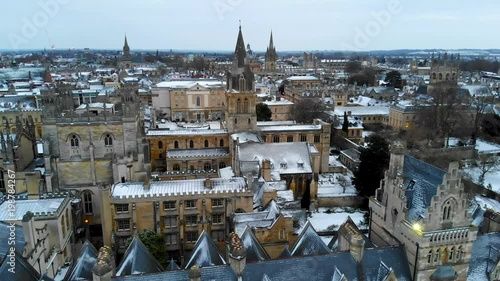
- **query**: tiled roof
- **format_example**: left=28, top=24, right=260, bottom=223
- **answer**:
left=115, top=236, right=164, bottom=276
left=468, top=232, right=500, bottom=281
left=361, top=245, right=412, bottom=281
left=167, top=148, right=229, bottom=159
left=67, top=240, right=98, bottom=281
left=111, top=178, right=248, bottom=199
left=291, top=221, right=331, bottom=256
left=402, top=155, right=446, bottom=222
left=430, top=265, right=457, bottom=280
left=0, top=222, right=24, bottom=264
left=240, top=227, right=270, bottom=262
left=0, top=251, right=41, bottom=281
left=184, top=231, right=226, bottom=269
left=277, top=248, right=292, bottom=259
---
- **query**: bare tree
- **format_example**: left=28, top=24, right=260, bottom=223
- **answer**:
left=292, top=98, right=327, bottom=124
left=337, top=174, right=351, bottom=193
left=475, top=153, right=500, bottom=185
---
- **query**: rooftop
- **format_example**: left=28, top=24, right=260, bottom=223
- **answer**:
left=0, top=197, right=66, bottom=221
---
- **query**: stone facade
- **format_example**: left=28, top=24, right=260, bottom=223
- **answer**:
left=369, top=143, right=477, bottom=281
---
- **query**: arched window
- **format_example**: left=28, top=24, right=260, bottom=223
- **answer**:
left=190, top=165, right=195, bottom=171
left=443, top=200, right=453, bottom=220
left=219, top=162, right=226, bottom=169
left=196, top=96, right=201, bottom=107
left=427, top=250, right=433, bottom=263
left=204, top=163, right=211, bottom=171
left=104, top=134, right=113, bottom=146
left=174, top=141, right=179, bottom=149
left=236, top=99, right=242, bottom=113
left=219, top=139, right=224, bottom=147
left=173, top=164, right=180, bottom=171
left=449, top=247, right=454, bottom=261
left=432, top=73, right=436, bottom=80
left=189, top=140, right=194, bottom=148
left=70, top=134, right=79, bottom=148
left=83, top=191, right=93, bottom=214
left=204, top=140, right=209, bottom=148
left=234, top=118, right=238, bottom=124
left=158, top=141, right=163, bottom=149
left=439, top=73, right=443, bottom=80
left=445, top=73, right=450, bottom=80
left=452, top=73, right=456, bottom=80
left=248, top=118, right=251, bottom=124
left=243, top=98, right=249, bottom=113
left=434, top=249, right=440, bottom=263
left=456, top=246, right=462, bottom=261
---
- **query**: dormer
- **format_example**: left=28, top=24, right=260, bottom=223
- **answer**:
left=280, top=159, right=287, bottom=169
left=297, top=158, right=304, bottom=169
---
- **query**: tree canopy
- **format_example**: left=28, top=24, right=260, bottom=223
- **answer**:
left=292, top=99, right=326, bottom=124
left=126, top=229, right=168, bottom=267
left=353, top=134, right=390, bottom=198
left=256, top=103, right=272, bottom=121
left=384, top=70, right=403, bottom=89
left=344, top=61, right=362, bottom=74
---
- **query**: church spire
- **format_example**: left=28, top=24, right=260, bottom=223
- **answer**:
left=234, top=24, right=247, bottom=68
left=123, top=34, right=130, bottom=56
left=268, top=31, right=274, bottom=50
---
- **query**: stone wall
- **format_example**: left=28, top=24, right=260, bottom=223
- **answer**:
left=317, top=195, right=363, bottom=208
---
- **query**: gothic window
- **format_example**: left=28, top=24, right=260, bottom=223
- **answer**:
left=236, top=99, right=242, bottom=113
left=434, top=249, right=440, bottom=263
left=432, top=73, right=436, bottom=80
left=219, top=139, right=224, bottom=147
left=174, top=141, right=179, bottom=149
left=445, top=73, right=450, bottom=80
left=173, top=164, right=180, bottom=171
left=449, top=247, right=454, bottom=261
left=243, top=98, right=249, bottom=113
left=204, top=140, right=209, bottom=148
left=158, top=141, right=163, bottom=149
left=427, top=250, right=433, bottom=263
left=456, top=246, right=462, bottom=261
left=219, top=162, right=226, bottom=169
left=443, top=200, right=453, bottom=220
left=204, top=163, right=211, bottom=171
left=196, top=96, right=201, bottom=107
left=248, top=118, right=251, bottom=124
left=439, top=73, right=443, bottom=80
left=101, top=134, right=112, bottom=146
left=189, top=140, right=194, bottom=148
left=83, top=191, right=93, bottom=215
left=234, top=118, right=238, bottom=124
left=70, top=134, right=79, bottom=148
left=452, top=73, right=456, bottom=80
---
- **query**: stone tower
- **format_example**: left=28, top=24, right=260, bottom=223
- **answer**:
left=264, top=32, right=277, bottom=72
left=429, top=52, right=460, bottom=86
left=120, top=35, right=133, bottom=70
left=225, top=25, right=257, bottom=134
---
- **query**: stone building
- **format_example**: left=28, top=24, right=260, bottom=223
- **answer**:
left=369, top=142, right=478, bottom=280
left=119, top=36, right=133, bottom=70
left=429, top=53, right=460, bottom=86
left=41, top=82, right=149, bottom=241
left=264, top=32, right=277, bottom=72
left=100, top=177, right=253, bottom=263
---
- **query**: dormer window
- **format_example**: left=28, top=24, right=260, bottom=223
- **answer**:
left=298, top=162, right=304, bottom=168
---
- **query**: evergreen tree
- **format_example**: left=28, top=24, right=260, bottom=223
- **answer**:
left=342, top=111, right=349, bottom=132
left=353, top=135, right=390, bottom=198
left=256, top=103, right=272, bottom=121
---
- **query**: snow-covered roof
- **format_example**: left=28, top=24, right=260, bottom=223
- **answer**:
left=0, top=197, right=66, bottom=221
left=263, top=98, right=294, bottom=106
left=287, top=75, right=319, bottom=81
left=76, top=103, right=114, bottom=110
left=166, top=148, right=229, bottom=159
left=111, top=178, right=248, bottom=199
left=231, top=132, right=261, bottom=143
left=333, top=106, right=390, bottom=116
left=258, top=124, right=322, bottom=132
left=147, top=129, right=227, bottom=136
left=156, top=80, right=224, bottom=89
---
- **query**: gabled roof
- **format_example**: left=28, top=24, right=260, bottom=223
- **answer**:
left=278, top=247, right=292, bottom=259
left=430, top=265, right=457, bottom=281
left=337, top=216, right=375, bottom=249
left=0, top=250, right=41, bottom=281
left=291, top=221, right=331, bottom=256
left=184, top=230, right=226, bottom=269
left=403, top=155, right=447, bottom=222
left=361, top=245, right=412, bottom=281
left=375, top=261, right=392, bottom=281
left=67, top=240, right=98, bottom=281
left=115, top=236, right=164, bottom=276
left=241, top=227, right=270, bottom=262
left=165, top=258, right=180, bottom=271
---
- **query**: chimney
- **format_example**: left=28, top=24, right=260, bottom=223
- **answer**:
left=22, top=212, right=36, bottom=254
left=92, top=246, right=115, bottom=281
left=188, top=266, right=201, bottom=281
left=389, top=141, right=405, bottom=178
left=227, top=232, right=246, bottom=278
left=144, top=177, right=150, bottom=191
left=204, top=177, right=213, bottom=189
left=261, top=159, right=272, bottom=182
left=338, top=223, right=365, bottom=263
left=246, top=173, right=253, bottom=188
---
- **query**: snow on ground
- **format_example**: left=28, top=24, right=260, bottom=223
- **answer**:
left=308, top=207, right=367, bottom=232
left=362, top=130, right=374, bottom=138
left=463, top=167, right=500, bottom=194
left=475, top=139, right=500, bottom=154
left=317, top=173, right=357, bottom=197
left=277, top=190, right=295, bottom=202
left=475, top=195, right=500, bottom=213
left=328, top=155, right=343, bottom=166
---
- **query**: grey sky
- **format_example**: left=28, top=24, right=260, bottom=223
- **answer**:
left=1, top=0, right=499, bottom=51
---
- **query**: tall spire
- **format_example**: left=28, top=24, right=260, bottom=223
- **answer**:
left=234, top=24, right=247, bottom=68
left=123, top=34, right=130, bottom=55
left=269, top=31, right=274, bottom=50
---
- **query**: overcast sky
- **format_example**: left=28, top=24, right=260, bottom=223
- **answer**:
left=1, top=0, right=499, bottom=51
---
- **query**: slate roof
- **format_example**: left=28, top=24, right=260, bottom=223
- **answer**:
left=0, top=222, right=25, bottom=264
left=242, top=251, right=358, bottom=281
left=184, top=230, right=226, bottom=269
left=430, top=265, right=457, bottom=281
left=165, top=258, right=180, bottom=271
left=362, top=245, right=412, bottom=281
left=277, top=247, right=292, bottom=259
left=402, top=155, right=447, bottom=222
left=468, top=232, right=500, bottom=281
left=111, top=265, right=236, bottom=281
left=331, top=267, right=346, bottom=281
left=115, top=236, right=164, bottom=276
left=240, top=227, right=270, bottom=262
left=67, top=240, right=98, bottom=281
left=291, top=221, right=331, bottom=256
left=0, top=251, right=41, bottom=281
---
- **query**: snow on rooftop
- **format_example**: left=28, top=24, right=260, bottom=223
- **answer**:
left=76, top=103, right=114, bottom=110
left=156, top=80, right=224, bottom=89
left=317, top=173, right=357, bottom=198
left=474, top=195, right=500, bottom=213
left=0, top=198, right=65, bottom=221
left=258, top=124, right=322, bottom=132
left=287, top=75, right=319, bottom=81
left=475, top=139, right=500, bottom=154
left=308, top=208, right=367, bottom=232
left=333, top=106, right=390, bottom=116
left=147, top=129, right=227, bottom=136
